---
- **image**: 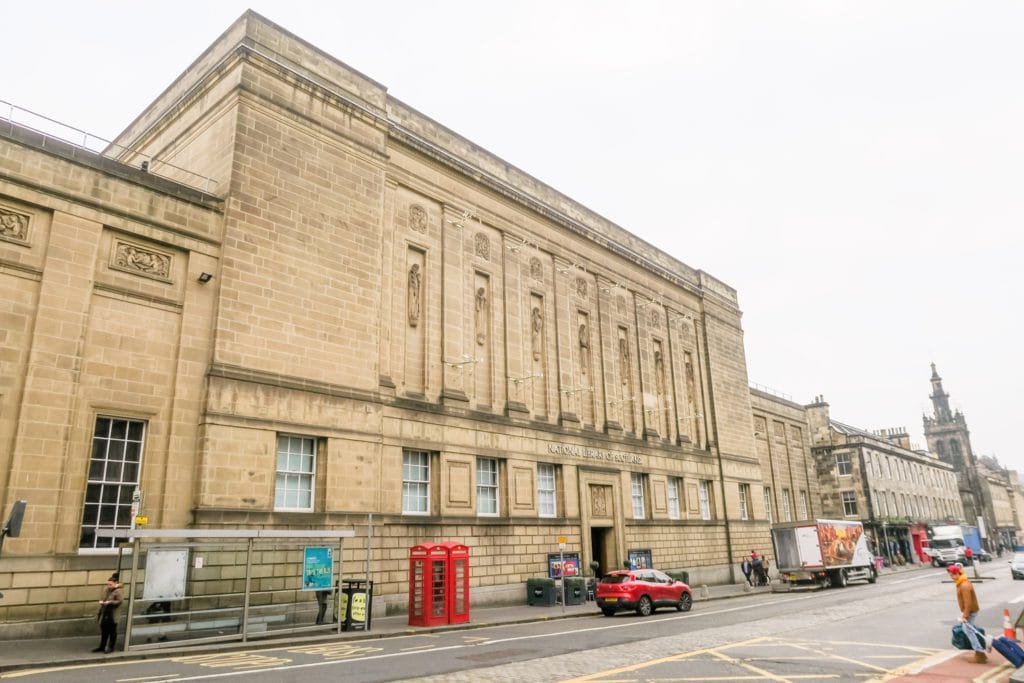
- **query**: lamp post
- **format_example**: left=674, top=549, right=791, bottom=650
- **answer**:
left=881, top=521, right=890, bottom=568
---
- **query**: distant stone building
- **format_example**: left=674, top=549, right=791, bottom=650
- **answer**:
left=807, top=397, right=962, bottom=564
left=0, top=12, right=768, bottom=636
left=748, top=387, right=819, bottom=528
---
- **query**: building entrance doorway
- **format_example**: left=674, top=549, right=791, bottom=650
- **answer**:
left=590, top=526, right=616, bottom=578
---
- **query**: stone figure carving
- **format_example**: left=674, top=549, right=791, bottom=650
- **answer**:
left=578, top=323, right=590, bottom=373
left=650, top=309, right=660, bottom=327
left=408, top=263, right=422, bottom=327
left=531, top=307, right=544, bottom=360
left=409, top=204, right=427, bottom=233
left=0, top=207, right=29, bottom=242
left=654, top=350, right=665, bottom=396
left=530, top=257, right=543, bottom=281
left=592, top=485, right=609, bottom=517
left=575, top=277, right=588, bottom=298
left=474, top=233, right=490, bottom=261
left=114, top=242, right=170, bottom=279
left=616, top=296, right=626, bottom=316
left=475, top=287, right=488, bottom=346
left=619, top=336, right=631, bottom=387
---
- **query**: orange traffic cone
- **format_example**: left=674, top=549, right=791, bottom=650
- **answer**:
left=1004, top=609, right=1015, bottom=640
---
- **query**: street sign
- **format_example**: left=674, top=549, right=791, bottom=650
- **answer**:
left=558, top=535, right=566, bottom=550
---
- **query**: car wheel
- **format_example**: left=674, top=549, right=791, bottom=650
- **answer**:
left=636, top=595, right=654, bottom=616
left=931, top=558, right=939, bottom=567
left=600, top=606, right=617, bottom=617
left=676, top=592, right=692, bottom=612
left=834, top=569, right=848, bottom=588
left=868, top=568, right=877, bottom=584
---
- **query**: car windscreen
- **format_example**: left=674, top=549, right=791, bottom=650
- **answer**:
left=932, top=539, right=962, bottom=549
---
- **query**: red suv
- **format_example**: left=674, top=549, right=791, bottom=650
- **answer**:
left=596, top=569, right=692, bottom=617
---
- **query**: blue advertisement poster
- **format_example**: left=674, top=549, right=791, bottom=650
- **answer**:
left=303, top=546, right=334, bottom=591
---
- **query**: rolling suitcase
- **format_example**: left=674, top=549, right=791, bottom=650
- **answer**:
left=992, top=636, right=1024, bottom=667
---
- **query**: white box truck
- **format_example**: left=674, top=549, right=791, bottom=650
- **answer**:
left=771, top=519, right=878, bottom=589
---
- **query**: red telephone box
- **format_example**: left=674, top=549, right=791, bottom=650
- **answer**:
left=408, top=542, right=470, bottom=626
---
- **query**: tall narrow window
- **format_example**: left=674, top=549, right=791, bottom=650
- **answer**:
left=842, top=491, right=858, bottom=516
left=537, top=463, right=557, bottom=518
left=798, top=490, right=809, bottom=519
left=698, top=480, right=713, bottom=520
left=403, top=449, right=431, bottom=515
left=763, top=487, right=773, bottom=525
left=738, top=483, right=751, bottom=521
left=275, top=434, right=316, bottom=511
left=782, top=488, right=792, bottom=522
left=631, top=473, right=647, bottom=519
left=836, top=452, right=852, bottom=476
left=667, top=477, right=681, bottom=520
left=80, top=416, right=145, bottom=550
left=477, top=458, right=499, bottom=515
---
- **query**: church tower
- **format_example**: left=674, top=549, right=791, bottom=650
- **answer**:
left=922, top=364, right=994, bottom=544
left=923, top=363, right=973, bottom=472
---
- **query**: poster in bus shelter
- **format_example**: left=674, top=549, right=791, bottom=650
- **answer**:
left=302, top=546, right=334, bottom=591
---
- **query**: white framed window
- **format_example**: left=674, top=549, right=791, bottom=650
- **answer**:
left=80, top=416, right=146, bottom=550
left=667, top=477, right=681, bottom=520
left=698, top=480, right=712, bottom=520
left=631, top=473, right=647, bottom=519
left=763, top=487, right=773, bottom=525
left=841, top=491, right=858, bottom=516
left=798, top=489, right=809, bottom=520
left=836, top=452, right=852, bottom=476
left=477, top=457, right=499, bottom=516
left=782, top=488, right=792, bottom=522
left=738, top=483, right=751, bottom=520
left=538, top=463, right=557, bottom=517
left=403, top=449, right=431, bottom=515
left=275, top=434, right=316, bottom=511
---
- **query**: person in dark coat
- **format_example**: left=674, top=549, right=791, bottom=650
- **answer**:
left=93, top=573, right=123, bottom=653
left=740, top=556, right=753, bottom=585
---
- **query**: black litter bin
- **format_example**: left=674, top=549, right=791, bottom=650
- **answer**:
left=564, top=578, right=586, bottom=605
left=335, top=579, right=373, bottom=631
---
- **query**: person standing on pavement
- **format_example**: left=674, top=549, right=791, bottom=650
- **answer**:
left=948, top=563, right=987, bottom=663
left=740, top=556, right=753, bottom=586
left=93, top=573, right=123, bottom=654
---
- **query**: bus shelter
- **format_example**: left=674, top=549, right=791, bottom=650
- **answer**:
left=97, top=528, right=355, bottom=651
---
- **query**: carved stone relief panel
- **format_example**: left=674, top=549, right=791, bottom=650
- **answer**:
left=0, top=206, right=30, bottom=245
left=575, top=277, right=588, bottom=298
left=474, top=232, right=490, bottom=261
left=110, top=240, right=172, bottom=281
left=591, top=484, right=612, bottom=518
left=409, top=204, right=428, bottom=234
left=529, top=256, right=543, bottom=281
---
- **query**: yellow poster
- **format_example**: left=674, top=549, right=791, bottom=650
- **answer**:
left=351, top=591, right=367, bottom=623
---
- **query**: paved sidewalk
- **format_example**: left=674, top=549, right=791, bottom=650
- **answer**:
left=0, top=564, right=1016, bottom=681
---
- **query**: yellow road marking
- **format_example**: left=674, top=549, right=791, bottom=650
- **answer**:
left=170, top=653, right=290, bottom=669
left=117, top=676, right=180, bottom=682
left=285, top=643, right=383, bottom=660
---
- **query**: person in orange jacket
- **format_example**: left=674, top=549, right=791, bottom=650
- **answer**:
left=949, top=563, right=987, bottom=663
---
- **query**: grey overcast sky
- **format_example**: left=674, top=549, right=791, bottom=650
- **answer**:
left=4, top=2, right=1022, bottom=470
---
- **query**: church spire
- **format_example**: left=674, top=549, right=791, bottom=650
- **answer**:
left=929, top=362, right=952, bottom=422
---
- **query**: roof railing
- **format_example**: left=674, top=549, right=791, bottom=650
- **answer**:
left=1, top=99, right=218, bottom=195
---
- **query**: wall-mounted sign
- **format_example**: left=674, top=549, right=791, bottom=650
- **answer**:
left=628, top=548, right=653, bottom=570
left=548, top=552, right=580, bottom=579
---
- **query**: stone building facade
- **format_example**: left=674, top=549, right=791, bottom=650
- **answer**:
left=806, top=398, right=962, bottom=564
left=748, top=387, right=819, bottom=529
left=0, top=12, right=769, bottom=635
